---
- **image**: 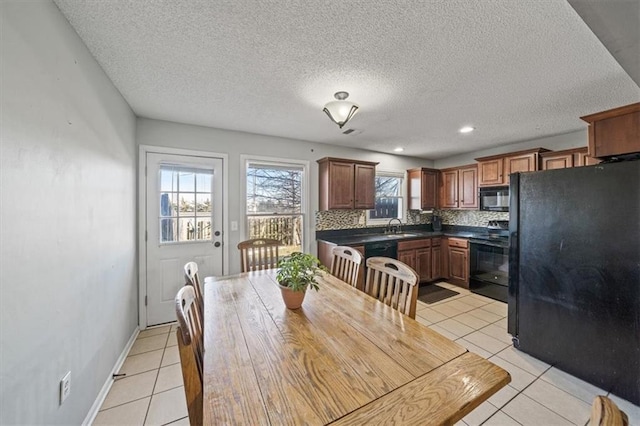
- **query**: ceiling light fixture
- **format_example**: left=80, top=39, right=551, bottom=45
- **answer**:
left=323, top=91, right=359, bottom=129
left=394, top=147, right=404, bottom=152
left=459, top=126, right=475, bottom=133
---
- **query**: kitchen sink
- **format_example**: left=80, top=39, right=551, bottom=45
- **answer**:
left=385, top=233, right=418, bottom=238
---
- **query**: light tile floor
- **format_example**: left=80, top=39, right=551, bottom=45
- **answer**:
left=416, top=282, right=640, bottom=426
left=94, top=324, right=188, bottom=425
left=95, top=282, right=640, bottom=425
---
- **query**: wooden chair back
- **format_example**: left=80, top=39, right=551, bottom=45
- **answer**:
left=365, top=256, right=419, bottom=319
left=589, top=396, right=629, bottom=426
left=330, top=246, right=362, bottom=287
left=237, top=238, right=280, bottom=272
left=184, top=261, right=204, bottom=321
left=175, top=285, right=204, bottom=426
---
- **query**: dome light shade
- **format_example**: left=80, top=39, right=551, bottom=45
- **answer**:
left=323, top=91, right=359, bottom=128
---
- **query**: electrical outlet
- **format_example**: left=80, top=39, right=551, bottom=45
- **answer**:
left=231, top=221, right=238, bottom=231
left=60, top=371, right=71, bottom=405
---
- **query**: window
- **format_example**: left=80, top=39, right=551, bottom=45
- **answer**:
left=245, top=160, right=307, bottom=256
left=368, top=171, right=404, bottom=224
left=159, top=165, right=213, bottom=243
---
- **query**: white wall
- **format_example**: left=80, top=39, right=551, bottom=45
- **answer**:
left=0, top=1, right=137, bottom=424
left=136, top=118, right=434, bottom=274
left=434, top=129, right=588, bottom=169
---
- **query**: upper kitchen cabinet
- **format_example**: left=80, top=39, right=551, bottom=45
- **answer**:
left=439, top=164, right=478, bottom=210
left=407, top=167, right=438, bottom=211
left=476, top=148, right=549, bottom=186
left=317, top=157, right=378, bottom=210
left=580, top=103, right=640, bottom=160
left=540, top=147, right=600, bottom=170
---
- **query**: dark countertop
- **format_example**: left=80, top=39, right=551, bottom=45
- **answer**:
left=316, top=225, right=505, bottom=246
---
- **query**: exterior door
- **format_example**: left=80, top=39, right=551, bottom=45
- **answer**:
left=145, top=152, right=223, bottom=326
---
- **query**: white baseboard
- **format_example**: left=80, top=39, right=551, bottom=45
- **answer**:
left=82, top=326, right=140, bottom=426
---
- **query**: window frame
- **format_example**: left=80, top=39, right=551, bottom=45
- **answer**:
left=241, top=155, right=309, bottom=254
left=367, top=170, right=406, bottom=226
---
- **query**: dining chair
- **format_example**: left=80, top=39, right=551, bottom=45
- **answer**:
left=364, top=256, right=419, bottom=319
left=589, top=395, right=628, bottom=426
left=330, top=246, right=362, bottom=288
left=183, top=261, right=204, bottom=321
left=237, top=238, right=280, bottom=272
left=175, top=285, right=204, bottom=426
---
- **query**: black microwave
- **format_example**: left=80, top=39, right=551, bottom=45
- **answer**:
left=479, top=186, right=509, bottom=212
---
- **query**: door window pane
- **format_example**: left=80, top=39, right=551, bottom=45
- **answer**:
left=195, top=173, right=212, bottom=193
left=196, top=194, right=211, bottom=214
left=159, top=165, right=213, bottom=243
left=178, top=171, right=195, bottom=192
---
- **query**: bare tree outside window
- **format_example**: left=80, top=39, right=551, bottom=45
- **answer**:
left=246, top=163, right=305, bottom=256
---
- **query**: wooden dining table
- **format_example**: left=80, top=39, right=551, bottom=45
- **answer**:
left=203, top=270, right=510, bottom=425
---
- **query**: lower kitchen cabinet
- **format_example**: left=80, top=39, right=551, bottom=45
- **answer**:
left=416, top=248, right=431, bottom=282
left=398, top=238, right=442, bottom=283
left=431, top=239, right=442, bottom=281
left=398, top=248, right=418, bottom=272
left=447, top=237, right=469, bottom=288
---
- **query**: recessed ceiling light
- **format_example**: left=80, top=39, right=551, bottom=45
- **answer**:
left=459, top=126, right=475, bottom=133
left=394, top=147, right=404, bottom=152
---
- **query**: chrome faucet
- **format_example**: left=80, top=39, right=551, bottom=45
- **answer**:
left=387, top=218, right=403, bottom=234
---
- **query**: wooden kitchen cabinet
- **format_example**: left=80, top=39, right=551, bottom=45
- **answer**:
left=540, top=147, right=600, bottom=170
left=476, top=148, right=549, bottom=186
left=317, top=157, right=378, bottom=210
left=398, top=249, right=417, bottom=271
left=580, top=103, right=640, bottom=160
left=430, top=238, right=442, bottom=281
left=416, top=248, right=432, bottom=282
left=447, top=237, right=469, bottom=288
left=407, top=168, right=438, bottom=211
left=398, top=238, right=439, bottom=283
left=439, top=165, right=478, bottom=210
left=477, top=158, right=503, bottom=186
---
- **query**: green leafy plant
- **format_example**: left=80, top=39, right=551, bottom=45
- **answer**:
left=276, top=252, right=327, bottom=292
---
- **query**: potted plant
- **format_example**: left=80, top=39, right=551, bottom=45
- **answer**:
left=276, top=252, right=327, bottom=309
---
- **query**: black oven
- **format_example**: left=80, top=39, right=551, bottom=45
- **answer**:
left=469, top=238, right=509, bottom=303
left=479, top=186, right=509, bottom=212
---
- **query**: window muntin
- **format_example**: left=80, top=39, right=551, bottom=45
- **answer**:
left=368, top=172, right=404, bottom=224
left=159, top=165, right=213, bottom=243
left=246, top=161, right=305, bottom=256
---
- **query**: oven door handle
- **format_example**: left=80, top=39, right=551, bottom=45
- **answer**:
left=469, top=239, right=508, bottom=249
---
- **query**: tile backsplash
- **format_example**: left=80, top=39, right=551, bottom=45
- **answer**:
left=315, top=209, right=509, bottom=230
left=436, top=209, right=509, bottom=227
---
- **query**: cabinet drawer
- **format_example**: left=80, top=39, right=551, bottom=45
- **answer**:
left=431, top=237, right=441, bottom=247
left=398, top=238, right=431, bottom=251
left=448, top=238, right=468, bottom=249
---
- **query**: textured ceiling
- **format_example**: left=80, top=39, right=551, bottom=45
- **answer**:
left=54, top=0, right=640, bottom=159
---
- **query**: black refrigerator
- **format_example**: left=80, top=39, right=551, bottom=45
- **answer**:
left=508, top=159, right=640, bottom=406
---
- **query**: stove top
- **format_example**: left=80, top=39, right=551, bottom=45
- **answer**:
left=469, top=221, right=509, bottom=247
